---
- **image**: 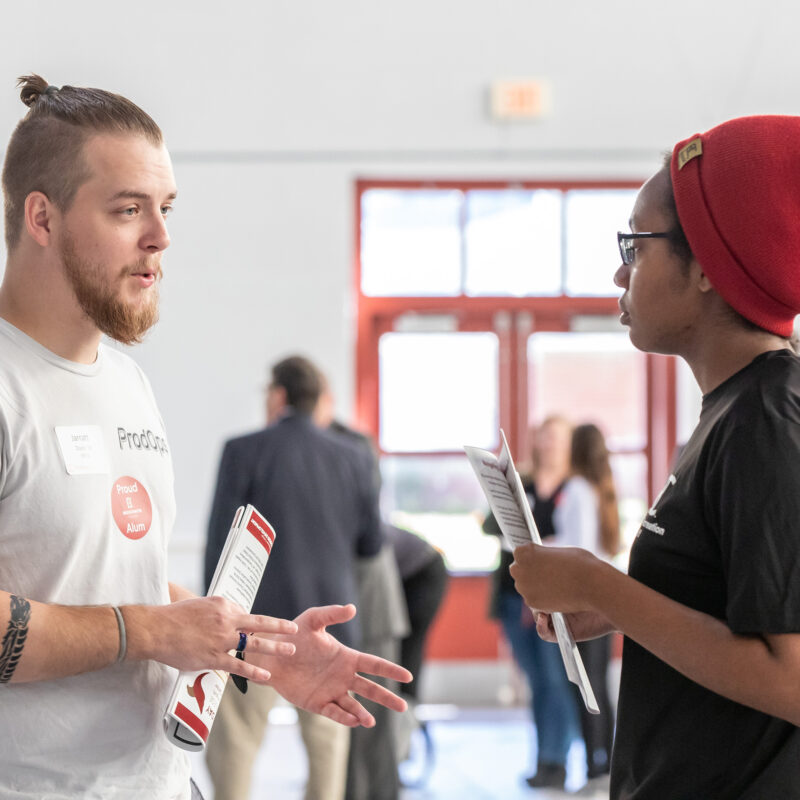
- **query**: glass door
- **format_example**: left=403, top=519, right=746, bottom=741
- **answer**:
left=526, top=329, right=649, bottom=550
left=377, top=325, right=506, bottom=573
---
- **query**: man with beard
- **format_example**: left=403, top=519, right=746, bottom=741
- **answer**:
left=0, top=75, right=410, bottom=800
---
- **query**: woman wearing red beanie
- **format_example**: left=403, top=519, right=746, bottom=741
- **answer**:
left=510, top=115, right=800, bottom=799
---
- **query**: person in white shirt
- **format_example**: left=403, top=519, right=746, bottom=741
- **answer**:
left=552, top=423, right=619, bottom=790
left=0, top=73, right=410, bottom=800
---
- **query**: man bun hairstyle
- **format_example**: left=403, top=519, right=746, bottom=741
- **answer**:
left=2, top=74, right=163, bottom=251
left=18, top=74, right=53, bottom=107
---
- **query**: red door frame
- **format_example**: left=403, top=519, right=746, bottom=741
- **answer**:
left=353, top=178, right=676, bottom=503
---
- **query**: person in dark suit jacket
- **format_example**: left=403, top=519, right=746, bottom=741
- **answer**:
left=204, top=355, right=383, bottom=800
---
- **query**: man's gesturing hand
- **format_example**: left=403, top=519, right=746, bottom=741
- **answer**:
left=126, top=596, right=298, bottom=683
left=250, top=604, right=413, bottom=727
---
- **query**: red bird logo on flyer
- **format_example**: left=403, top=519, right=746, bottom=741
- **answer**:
left=186, top=672, right=209, bottom=713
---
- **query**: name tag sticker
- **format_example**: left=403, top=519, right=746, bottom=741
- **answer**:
left=55, top=425, right=109, bottom=475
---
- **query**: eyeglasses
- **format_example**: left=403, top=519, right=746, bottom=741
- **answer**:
left=617, top=231, right=673, bottom=266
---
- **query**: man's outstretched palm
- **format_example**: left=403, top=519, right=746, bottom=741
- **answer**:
left=252, top=604, right=412, bottom=727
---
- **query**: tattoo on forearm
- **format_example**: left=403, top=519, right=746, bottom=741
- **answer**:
left=0, top=595, right=31, bottom=683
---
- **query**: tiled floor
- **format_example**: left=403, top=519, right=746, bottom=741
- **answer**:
left=190, top=705, right=609, bottom=799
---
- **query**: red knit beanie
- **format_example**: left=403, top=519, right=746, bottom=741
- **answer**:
left=670, top=115, right=800, bottom=337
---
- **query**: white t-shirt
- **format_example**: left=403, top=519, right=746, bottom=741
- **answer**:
left=551, top=475, right=601, bottom=554
left=0, top=320, right=189, bottom=799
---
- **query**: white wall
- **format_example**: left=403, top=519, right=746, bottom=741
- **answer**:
left=1, top=0, right=798, bottom=590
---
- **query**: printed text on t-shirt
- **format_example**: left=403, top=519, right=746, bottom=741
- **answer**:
left=117, top=426, right=169, bottom=456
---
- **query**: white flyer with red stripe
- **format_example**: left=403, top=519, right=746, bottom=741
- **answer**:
left=163, top=504, right=276, bottom=751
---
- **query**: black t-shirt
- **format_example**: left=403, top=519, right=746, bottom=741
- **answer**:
left=611, top=350, right=800, bottom=799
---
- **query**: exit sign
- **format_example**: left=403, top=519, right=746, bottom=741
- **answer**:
left=490, top=79, right=551, bottom=120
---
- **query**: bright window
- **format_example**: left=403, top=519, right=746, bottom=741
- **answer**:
left=464, top=190, right=562, bottom=296
left=527, top=331, right=646, bottom=450
left=361, top=189, right=462, bottom=296
left=379, top=332, right=499, bottom=453
left=355, top=179, right=674, bottom=572
left=527, top=331, right=649, bottom=548
left=564, top=189, right=638, bottom=296
left=380, top=455, right=499, bottom=573
left=361, top=185, right=638, bottom=298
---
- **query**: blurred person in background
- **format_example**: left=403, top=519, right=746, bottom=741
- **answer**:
left=344, top=537, right=409, bottom=800
left=314, top=373, right=409, bottom=800
left=552, top=423, right=620, bottom=793
left=483, top=416, right=580, bottom=790
left=205, top=355, right=383, bottom=800
left=386, top=522, right=448, bottom=707
left=314, top=379, right=448, bottom=703
left=315, top=375, right=448, bottom=796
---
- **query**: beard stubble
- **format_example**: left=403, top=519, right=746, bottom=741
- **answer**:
left=60, top=232, right=162, bottom=345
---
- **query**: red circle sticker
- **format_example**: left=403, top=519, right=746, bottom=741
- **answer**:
left=111, top=476, right=153, bottom=540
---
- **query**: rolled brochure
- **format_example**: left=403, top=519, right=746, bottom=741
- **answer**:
left=464, top=430, right=599, bottom=714
left=163, top=504, right=276, bottom=751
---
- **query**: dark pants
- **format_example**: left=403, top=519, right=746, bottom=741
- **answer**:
left=345, top=677, right=400, bottom=800
left=400, top=554, right=449, bottom=699
left=574, top=636, right=616, bottom=778
left=498, top=590, right=580, bottom=767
